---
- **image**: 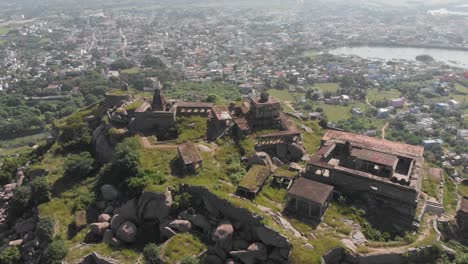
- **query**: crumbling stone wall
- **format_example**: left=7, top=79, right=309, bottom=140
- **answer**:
left=323, top=245, right=440, bottom=264
left=104, top=93, right=131, bottom=107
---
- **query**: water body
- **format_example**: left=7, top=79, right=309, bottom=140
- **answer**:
left=328, top=46, right=468, bottom=68
left=428, top=4, right=468, bottom=16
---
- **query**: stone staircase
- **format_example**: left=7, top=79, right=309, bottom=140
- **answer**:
left=425, top=200, right=445, bottom=216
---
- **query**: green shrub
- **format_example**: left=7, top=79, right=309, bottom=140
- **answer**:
left=31, top=176, right=51, bottom=204
left=0, top=246, right=21, bottom=264
left=112, top=137, right=140, bottom=180
left=57, top=114, right=92, bottom=151
left=10, top=186, right=31, bottom=216
left=181, top=256, right=200, bottom=264
left=36, top=216, right=56, bottom=242
left=44, top=238, right=68, bottom=264
left=143, top=243, right=161, bottom=264
left=63, top=152, right=94, bottom=179
left=127, top=169, right=166, bottom=195
left=172, top=192, right=192, bottom=212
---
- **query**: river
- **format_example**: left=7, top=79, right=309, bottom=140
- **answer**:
left=328, top=46, right=468, bottom=68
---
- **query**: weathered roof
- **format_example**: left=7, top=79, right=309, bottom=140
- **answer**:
left=322, top=130, right=424, bottom=158
left=177, top=102, right=215, bottom=108
left=212, top=106, right=232, bottom=121
left=250, top=96, right=279, bottom=106
left=257, top=130, right=301, bottom=139
left=288, top=178, right=334, bottom=205
left=460, top=197, right=468, bottom=214
left=273, top=167, right=298, bottom=179
left=351, top=148, right=399, bottom=167
left=233, top=117, right=250, bottom=131
left=238, top=165, right=270, bottom=193
left=178, top=143, right=203, bottom=165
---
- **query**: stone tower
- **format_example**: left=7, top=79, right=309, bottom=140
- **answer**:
left=152, top=88, right=167, bottom=111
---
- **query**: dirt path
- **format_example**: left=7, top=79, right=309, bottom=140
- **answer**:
left=381, top=122, right=389, bottom=139
left=139, top=135, right=177, bottom=149
left=367, top=216, right=436, bottom=255
left=283, top=101, right=296, bottom=112
left=365, top=96, right=377, bottom=110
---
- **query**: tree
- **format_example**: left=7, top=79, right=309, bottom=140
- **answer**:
left=142, top=55, right=166, bottom=69
left=111, top=138, right=140, bottom=183
left=205, top=94, right=217, bottom=103
left=275, top=78, right=288, bottom=90
left=143, top=243, right=161, bottom=264
left=84, top=94, right=99, bottom=105
left=44, top=239, right=68, bottom=264
left=319, top=118, right=328, bottom=129
left=110, top=58, right=134, bottom=71
left=31, top=177, right=51, bottom=204
left=58, top=115, right=92, bottom=151
left=63, top=152, right=94, bottom=179
left=0, top=246, right=21, bottom=264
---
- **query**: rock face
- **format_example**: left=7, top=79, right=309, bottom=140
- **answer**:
left=138, top=190, right=173, bottom=223
left=110, top=214, right=125, bottom=231
left=115, top=198, right=138, bottom=223
left=90, top=222, right=109, bottom=236
left=179, top=211, right=211, bottom=232
left=255, top=226, right=290, bottom=248
left=14, top=217, right=36, bottom=234
left=100, top=184, right=119, bottom=201
left=92, top=123, right=115, bottom=163
left=248, top=152, right=273, bottom=168
left=288, top=143, right=307, bottom=161
left=212, top=220, right=234, bottom=243
left=168, top=220, right=192, bottom=233
left=116, top=221, right=137, bottom=243
left=98, top=214, right=111, bottom=223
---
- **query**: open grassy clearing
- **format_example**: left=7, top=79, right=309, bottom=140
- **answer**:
left=120, top=67, right=141, bottom=74
left=443, top=174, right=458, bottom=216
left=160, top=233, right=206, bottom=263
left=312, top=82, right=340, bottom=93
left=421, top=165, right=442, bottom=200
left=314, top=102, right=369, bottom=123
left=367, top=88, right=402, bottom=102
left=266, top=89, right=302, bottom=101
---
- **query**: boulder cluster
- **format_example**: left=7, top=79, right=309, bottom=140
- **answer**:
left=85, top=184, right=291, bottom=263
left=86, top=184, right=173, bottom=247
left=0, top=171, right=47, bottom=264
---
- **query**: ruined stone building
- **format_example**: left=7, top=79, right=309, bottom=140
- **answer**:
left=247, top=94, right=281, bottom=130
left=133, top=89, right=177, bottom=135
left=457, top=196, right=468, bottom=240
left=178, top=143, right=203, bottom=175
left=305, top=130, right=424, bottom=230
left=286, top=177, right=334, bottom=221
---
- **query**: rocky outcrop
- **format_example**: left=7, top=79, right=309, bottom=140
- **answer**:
left=79, top=251, right=119, bottom=264
left=137, top=190, right=173, bottom=222
left=323, top=245, right=442, bottom=264
left=116, top=221, right=137, bottom=243
left=168, top=219, right=192, bottom=233
left=248, top=152, right=274, bottom=168
left=100, top=185, right=119, bottom=201
left=92, top=123, right=115, bottom=163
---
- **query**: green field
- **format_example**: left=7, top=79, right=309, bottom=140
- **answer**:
left=0, top=26, right=10, bottom=35
left=315, top=102, right=369, bottom=123
left=120, top=67, right=141, bottom=74
left=312, top=82, right=340, bottom=93
left=367, top=88, right=402, bottom=102
left=266, top=89, right=301, bottom=101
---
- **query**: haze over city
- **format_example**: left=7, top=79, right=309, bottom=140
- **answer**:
left=0, top=1, right=467, bottom=264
